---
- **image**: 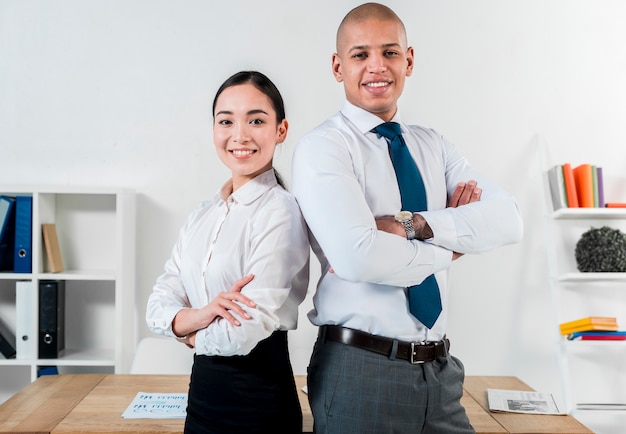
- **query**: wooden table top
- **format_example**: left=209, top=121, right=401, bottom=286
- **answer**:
left=463, top=376, right=593, bottom=434
left=0, top=374, right=593, bottom=434
left=0, top=374, right=106, bottom=434
left=53, top=375, right=188, bottom=434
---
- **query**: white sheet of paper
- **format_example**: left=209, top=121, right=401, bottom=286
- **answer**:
left=121, top=391, right=187, bottom=419
left=487, top=388, right=564, bottom=415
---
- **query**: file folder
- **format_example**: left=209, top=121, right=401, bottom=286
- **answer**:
left=14, top=196, right=33, bottom=273
left=39, top=280, right=65, bottom=358
left=16, top=280, right=37, bottom=359
left=0, top=195, right=16, bottom=271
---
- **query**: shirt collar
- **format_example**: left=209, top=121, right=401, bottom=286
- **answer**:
left=218, top=169, right=278, bottom=205
left=340, top=100, right=403, bottom=135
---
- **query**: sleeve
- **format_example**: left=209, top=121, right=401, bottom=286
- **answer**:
left=292, top=131, right=451, bottom=288
left=194, top=195, right=310, bottom=356
left=145, top=215, right=194, bottom=338
left=422, top=131, right=524, bottom=254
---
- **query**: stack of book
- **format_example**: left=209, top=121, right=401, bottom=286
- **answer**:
left=560, top=316, right=626, bottom=340
left=547, top=163, right=626, bottom=211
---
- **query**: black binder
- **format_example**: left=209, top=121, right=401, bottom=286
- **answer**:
left=0, top=195, right=16, bottom=271
left=38, top=280, right=65, bottom=359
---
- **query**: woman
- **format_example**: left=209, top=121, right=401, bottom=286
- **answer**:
left=146, top=71, right=310, bottom=433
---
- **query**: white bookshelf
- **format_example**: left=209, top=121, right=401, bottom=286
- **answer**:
left=0, top=186, right=136, bottom=403
left=544, top=207, right=626, bottom=414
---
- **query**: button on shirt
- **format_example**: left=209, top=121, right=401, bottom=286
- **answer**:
left=292, top=101, right=523, bottom=342
left=147, top=169, right=310, bottom=356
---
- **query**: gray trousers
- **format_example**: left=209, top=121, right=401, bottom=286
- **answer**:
left=307, top=336, right=475, bottom=434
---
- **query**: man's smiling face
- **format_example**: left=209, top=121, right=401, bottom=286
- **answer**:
left=332, top=17, right=414, bottom=121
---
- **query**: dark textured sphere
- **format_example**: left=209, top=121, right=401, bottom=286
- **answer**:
left=575, top=226, right=626, bottom=272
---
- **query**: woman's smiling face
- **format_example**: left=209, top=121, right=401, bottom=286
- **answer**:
left=213, top=83, right=288, bottom=191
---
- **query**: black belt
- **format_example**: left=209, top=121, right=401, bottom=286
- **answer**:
left=321, top=325, right=449, bottom=364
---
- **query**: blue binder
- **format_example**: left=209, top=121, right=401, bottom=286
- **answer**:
left=14, top=196, right=33, bottom=273
left=0, top=195, right=16, bottom=271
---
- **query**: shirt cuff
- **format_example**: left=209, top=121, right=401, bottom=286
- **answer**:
left=148, top=306, right=182, bottom=337
left=422, top=209, right=457, bottom=248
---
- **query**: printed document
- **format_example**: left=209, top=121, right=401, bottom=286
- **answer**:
left=121, top=391, right=187, bottom=419
left=487, top=389, right=565, bottom=415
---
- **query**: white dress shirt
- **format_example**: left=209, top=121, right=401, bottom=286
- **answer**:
left=146, top=169, right=310, bottom=356
left=292, top=101, right=523, bottom=342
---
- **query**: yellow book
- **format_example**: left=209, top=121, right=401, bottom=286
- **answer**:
left=560, top=324, right=619, bottom=335
left=559, top=316, right=617, bottom=335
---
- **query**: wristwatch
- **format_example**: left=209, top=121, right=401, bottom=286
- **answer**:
left=394, top=211, right=415, bottom=240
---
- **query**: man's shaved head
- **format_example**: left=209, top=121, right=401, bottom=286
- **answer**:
left=336, top=2, right=407, bottom=52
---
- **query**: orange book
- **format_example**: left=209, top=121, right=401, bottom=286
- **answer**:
left=573, top=164, right=594, bottom=207
left=606, top=203, right=626, bottom=208
left=561, top=163, right=578, bottom=207
left=559, top=316, right=618, bottom=335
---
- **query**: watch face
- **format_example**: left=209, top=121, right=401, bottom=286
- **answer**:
left=395, top=210, right=413, bottom=222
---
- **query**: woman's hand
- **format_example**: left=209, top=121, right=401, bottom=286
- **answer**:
left=199, top=274, right=257, bottom=326
left=172, top=274, right=257, bottom=340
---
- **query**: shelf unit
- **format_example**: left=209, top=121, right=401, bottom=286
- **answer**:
left=544, top=207, right=626, bottom=414
left=0, top=186, right=135, bottom=403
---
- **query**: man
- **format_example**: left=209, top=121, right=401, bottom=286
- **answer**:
left=292, top=3, right=523, bottom=433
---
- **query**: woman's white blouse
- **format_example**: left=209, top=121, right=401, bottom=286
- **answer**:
left=146, top=169, right=310, bottom=356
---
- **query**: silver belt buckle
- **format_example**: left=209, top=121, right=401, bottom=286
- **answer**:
left=410, top=341, right=427, bottom=364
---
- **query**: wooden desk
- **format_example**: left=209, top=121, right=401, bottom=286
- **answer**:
left=0, top=375, right=592, bottom=434
left=53, top=375, right=189, bottom=434
left=53, top=375, right=311, bottom=434
left=0, top=374, right=106, bottom=434
left=463, top=376, right=593, bottom=434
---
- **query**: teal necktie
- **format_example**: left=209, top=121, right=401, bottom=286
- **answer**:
left=373, top=122, right=442, bottom=328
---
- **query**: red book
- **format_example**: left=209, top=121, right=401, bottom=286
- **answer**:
left=573, top=164, right=594, bottom=208
left=561, top=163, right=579, bottom=208
left=580, top=335, right=626, bottom=340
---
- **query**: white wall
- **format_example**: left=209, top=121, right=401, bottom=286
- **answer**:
left=2, top=0, right=626, bottom=431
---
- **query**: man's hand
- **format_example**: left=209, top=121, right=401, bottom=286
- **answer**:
left=413, top=213, right=433, bottom=240
left=374, top=180, right=482, bottom=260
left=448, top=180, right=481, bottom=207
left=413, top=180, right=482, bottom=241
left=369, top=180, right=484, bottom=268
left=375, top=214, right=433, bottom=240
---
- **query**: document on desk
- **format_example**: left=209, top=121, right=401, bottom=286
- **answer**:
left=487, top=388, right=565, bottom=415
left=121, top=392, right=187, bottom=419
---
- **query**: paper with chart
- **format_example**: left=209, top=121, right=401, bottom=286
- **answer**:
left=121, top=391, right=187, bottom=419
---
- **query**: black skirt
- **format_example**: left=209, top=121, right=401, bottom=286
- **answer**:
left=184, top=330, right=302, bottom=434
